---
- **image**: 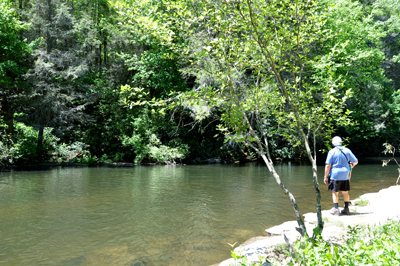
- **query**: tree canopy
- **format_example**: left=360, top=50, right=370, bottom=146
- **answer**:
left=0, top=0, right=399, bottom=166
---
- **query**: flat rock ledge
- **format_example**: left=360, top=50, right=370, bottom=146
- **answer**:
left=215, top=185, right=400, bottom=266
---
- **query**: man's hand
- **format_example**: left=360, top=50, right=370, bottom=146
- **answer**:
left=324, top=164, right=331, bottom=185
left=350, top=161, right=358, bottom=169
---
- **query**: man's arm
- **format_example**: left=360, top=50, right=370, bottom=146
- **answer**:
left=324, top=164, right=331, bottom=185
left=350, top=161, right=358, bottom=169
left=348, top=149, right=358, bottom=169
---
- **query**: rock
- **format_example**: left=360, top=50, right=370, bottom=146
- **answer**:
left=206, top=158, right=221, bottom=164
left=215, top=185, right=400, bottom=266
left=264, top=221, right=298, bottom=236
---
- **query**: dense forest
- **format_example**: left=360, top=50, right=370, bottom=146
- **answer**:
left=1, top=0, right=399, bottom=165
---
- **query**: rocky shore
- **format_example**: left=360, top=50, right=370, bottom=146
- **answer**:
left=215, top=185, right=400, bottom=266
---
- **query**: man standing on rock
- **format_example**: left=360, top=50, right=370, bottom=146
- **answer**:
left=324, top=136, right=358, bottom=216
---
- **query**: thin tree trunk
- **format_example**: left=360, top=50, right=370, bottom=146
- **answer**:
left=240, top=0, right=324, bottom=236
left=5, top=105, right=14, bottom=135
left=312, top=159, right=323, bottom=235
left=312, top=132, right=324, bottom=235
left=225, top=66, right=308, bottom=237
left=46, top=0, right=52, bottom=54
left=37, top=125, right=44, bottom=162
left=36, top=0, right=52, bottom=162
left=103, top=33, right=107, bottom=64
left=260, top=153, right=308, bottom=236
left=3, top=97, right=14, bottom=135
left=99, top=43, right=102, bottom=66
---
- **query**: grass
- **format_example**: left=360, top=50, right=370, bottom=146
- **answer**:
left=274, top=219, right=400, bottom=265
left=328, top=220, right=345, bottom=228
left=354, top=198, right=369, bottom=206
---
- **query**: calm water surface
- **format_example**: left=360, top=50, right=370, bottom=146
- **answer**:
left=0, top=161, right=397, bottom=266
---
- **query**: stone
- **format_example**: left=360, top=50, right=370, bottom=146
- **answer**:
left=215, top=185, right=400, bottom=266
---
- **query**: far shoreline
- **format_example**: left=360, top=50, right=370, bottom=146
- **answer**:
left=0, top=156, right=394, bottom=171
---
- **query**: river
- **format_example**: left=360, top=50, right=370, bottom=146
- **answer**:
left=0, top=160, right=397, bottom=266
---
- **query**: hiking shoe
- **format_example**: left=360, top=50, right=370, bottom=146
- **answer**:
left=329, top=207, right=340, bottom=216
left=341, top=208, right=350, bottom=215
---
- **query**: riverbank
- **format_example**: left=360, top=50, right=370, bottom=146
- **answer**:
left=0, top=158, right=222, bottom=171
left=215, top=185, right=400, bottom=266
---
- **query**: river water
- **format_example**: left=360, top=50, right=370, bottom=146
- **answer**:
left=0, top=161, right=397, bottom=266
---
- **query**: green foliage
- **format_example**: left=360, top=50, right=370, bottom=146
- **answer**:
left=354, top=198, right=369, bottom=206
left=0, top=139, right=20, bottom=165
left=83, top=82, right=132, bottom=160
left=122, top=35, right=188, bottom=99
left=0, top=119, right=91, bottom=164
left=388, top=90, right=400, bottom=125
left=117, top=0, right=351, bottom=236
left=119, top=0, right=351, bottom=156
left=122, top=108, right=189, bottom=163
left=13, top=122, right=59, bottom=162
left=53, top=141, right=91, bottom=163
left=381, top=142, right=400, bottom=184
left=1, top=0, right=399, bottom=165
left=0, top=0, right=34, bottom=89
left=316, top=0, right=393, bottom=154
left=373, top=0, right=400, bottom=62
left=0, top=122, right=58, bottom=164
left=282, top=221, right=400, bottom=265
left=228, top=243, right=265, bottom=266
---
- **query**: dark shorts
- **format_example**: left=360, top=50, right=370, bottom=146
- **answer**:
left=328, top=180, right=350, bottom=192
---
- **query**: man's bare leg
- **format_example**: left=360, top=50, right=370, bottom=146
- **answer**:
left=341, top=191, right=349, bottom=202
left=332, top=191, right=339, bottom=204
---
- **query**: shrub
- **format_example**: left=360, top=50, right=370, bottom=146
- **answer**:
left=0, top=121, right=92, bottom=164
left=53, top=141, right=91, bottom=163
left=13, top=123, right=59, bottom=162
left=281, top=220, right=400, bottom=265
left=122, top=109, right=189, bottom=163
left=0, top=138, right=21, bottom=164
left=354, top=198, right=369, bottom=206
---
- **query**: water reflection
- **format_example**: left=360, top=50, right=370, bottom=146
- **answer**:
left=0, top=161, right=397, bottom=266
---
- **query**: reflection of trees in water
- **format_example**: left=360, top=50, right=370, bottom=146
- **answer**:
left=0, top=165, right=396, bottom=265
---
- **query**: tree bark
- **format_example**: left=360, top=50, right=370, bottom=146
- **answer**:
left=260, top=153, right=308, bottom=237
left=99, top=43, right=102, bottom=66
left=37, top=124, right=44, bottom=162
left=3, top=97, right=14, bottom=135
left=312, top=160, right=324, bottom=235
left=226, top=68, right=308, bottom=237
left=103, top=32, right=107, bottom=65
left=46, top=0, right=52, bottom=54
left=5, top=105, right=14, bottom=135
left=241, top=0, right=324, bottom=236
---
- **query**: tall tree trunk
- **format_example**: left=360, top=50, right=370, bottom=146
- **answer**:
left=312, top=159, right=323, bottom=235
left=260, top=153, right=308, bottom=236
left=99, top=43, right=102, bottom=66
left=103, top=32, right=107, bottom=64
left=5, top=104, right=14, bottom=135
left=36, top=0, right=52, bottom=162
left=240, top=0, right=324, bottom=236
left=3, top=96, right=14, bottom=135
left=37, top=124, right=44, bottom=162
left=46, top=0, right=52, bottom=54
left=227, top=69, right=308, bottom=237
